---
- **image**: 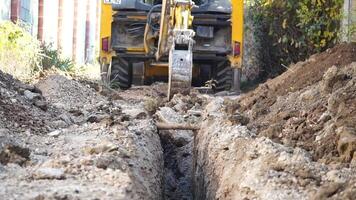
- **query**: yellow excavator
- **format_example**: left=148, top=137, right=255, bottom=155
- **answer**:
left=99, top=0, right=243, bottom=99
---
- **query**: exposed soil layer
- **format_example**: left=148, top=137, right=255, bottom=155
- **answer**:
left=195, top=97, right=356, bottom=200
left=0, top=73, right=164, bottom=200
left=193, top=43, right=356, bottom=200
left=1, top=43, right=355, bottom=200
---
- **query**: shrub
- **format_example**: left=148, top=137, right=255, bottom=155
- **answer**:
left=41, top=43, right=74, bottom=71
left=248, top=0, right=344, bottom=77
left=0, top=21, right=41, bottom=81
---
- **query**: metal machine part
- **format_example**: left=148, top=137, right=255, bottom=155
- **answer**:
left=99, top=0, right=244, bottom=97
left=165, top=0, right=196, bottom=99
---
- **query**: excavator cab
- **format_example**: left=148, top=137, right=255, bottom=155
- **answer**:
left=99, top=0, right=243, bottom=98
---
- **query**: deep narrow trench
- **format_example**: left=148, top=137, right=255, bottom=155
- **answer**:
left=159, top=129, right=194, bottom=200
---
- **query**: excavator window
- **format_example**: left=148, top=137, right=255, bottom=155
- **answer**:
left=142, top=0, right=207, bottom=5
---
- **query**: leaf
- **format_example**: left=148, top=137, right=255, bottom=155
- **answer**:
left=282, top=19, right=288, bottom=29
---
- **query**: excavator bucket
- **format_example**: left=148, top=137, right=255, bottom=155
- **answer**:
left=157, top=0, right=195, bottom=99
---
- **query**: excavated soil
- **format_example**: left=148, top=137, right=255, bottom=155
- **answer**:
left=0, top=73, right=163, bottom=200
left=1, top=43, right=355, bottom=200
left=239, top=43, right=356, bottom=163
left=193, top=43, right=356, bottom=200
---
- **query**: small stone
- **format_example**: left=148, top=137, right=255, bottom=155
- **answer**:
left=48, top=130, right=61, bottom=137
left=95, top=155, right=123, bottom=170
left=51, top=120, right=68, bottom=129
left=34, top=100, right=48, bottom=111
left=0, top=128, right=9, bottom=137
left=122, top=108, right=147, bottom=120
left=24, top=90, right=41, bottom=101
left=84, top=142, right=118, bottom=155
left=33, top=167, right=65, bottom=180
left=59, top=114, right=73, bottom=125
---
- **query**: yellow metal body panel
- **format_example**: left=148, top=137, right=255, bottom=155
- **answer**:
left=99, top=0, right=245, bottom=79
left=230, top=0, right=244, bottom=69
left=145, top=65, right=169, bottom=77
left=99, top=1, right=114, bottom=65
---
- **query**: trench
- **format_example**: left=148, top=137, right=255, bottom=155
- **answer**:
left=158, top=129, right=195, bottom=200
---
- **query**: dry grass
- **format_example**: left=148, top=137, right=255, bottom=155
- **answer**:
left=0, top=22, right=41, bottom=82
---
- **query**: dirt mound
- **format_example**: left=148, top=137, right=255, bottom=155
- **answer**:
left=1, top=72, right=164, bottom=199
left=0, top=70, right=52, bottom=134
left=35, top=74, right=106, bottom=111
left=194, top=97, right=356, bottom=200
left=237, top=43, right=356, bottom=163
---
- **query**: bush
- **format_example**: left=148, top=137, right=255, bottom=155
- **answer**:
left=0, top=21, right=41, bottom=81
left=41, top=43, right=74, bottom=71
left=248, top=0, right=344, bottom=77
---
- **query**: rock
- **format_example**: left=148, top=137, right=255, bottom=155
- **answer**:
left=24, top=90, right=41, bottom=101
left=0, top=128, right=9, bottom=137
left=0, top=144, right=30, bottom=166
left=337, top=127, right=356, bottom=162
left=326, top=170, right=347, bottom=184
left=157, top=107, right=184, bottom=123
left=59, top=113, right=73, bottom=125
left=50, top=120, right=68, bottom=129
left=33, top=167, right=65, bottom=180
left=310, top=183, right=344, bottom=200
left=144, top=98, right=160, bottom=114
left=318, top=112, right=332, bottom=123
left=84, top=142, right=118, bottom=155
left=122, top=108, right=147, bottom=120
left=33, top=99, right=48, bottom=111
left=228, top=112, right=250, bottom=126
left=48, top=130, right=61, bottom=137
left=15, top=82, right=35, bottom=93
left=87, top=114, right=111, bottom=123
left=95, top=155, right=124, bottom=170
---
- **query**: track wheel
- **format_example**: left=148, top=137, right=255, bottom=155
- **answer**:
left=213, top=60, right=233, bottom=92
left=110, top=57, right=132, bottom=89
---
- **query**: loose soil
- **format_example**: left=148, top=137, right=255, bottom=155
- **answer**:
left=0, top=43, right=355, bottom=200
left=239, top=43, right=356, bottom=163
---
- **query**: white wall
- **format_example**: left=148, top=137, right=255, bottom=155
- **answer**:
left=343, top=0, right=356, bottom=42
left=0, top=0, right=11, bottom=21
left=73, top=0, right=87, bottom=63
left=60, top=0, right=74, bottom=58
left=87, top=0, right=98, bottom=63
left=43, top=0, right=59, bottom=47
left=30, top=0, right=39, bottom=36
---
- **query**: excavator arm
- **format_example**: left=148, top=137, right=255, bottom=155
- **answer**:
left=157, top=0, right=195, bottom=99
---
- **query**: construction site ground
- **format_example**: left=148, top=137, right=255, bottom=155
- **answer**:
left=0, top=43, right=355, bottom=200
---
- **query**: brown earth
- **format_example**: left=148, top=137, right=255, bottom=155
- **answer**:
left=1, top=43, right=355, bottom=200
left=0, top=72, right=164, bottom=200
left=194, top=43, right=356, bottom=200
left=237, top=43, right=356, bottom=163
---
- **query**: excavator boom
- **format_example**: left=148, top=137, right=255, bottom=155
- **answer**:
left=157, top=0, right=195, bottom=99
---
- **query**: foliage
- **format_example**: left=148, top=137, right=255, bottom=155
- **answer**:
left=0, top=21, right=41, bottom=81
left=247, top=0, right=344, bottom=77
left=41, top=43, right=74, bottom=71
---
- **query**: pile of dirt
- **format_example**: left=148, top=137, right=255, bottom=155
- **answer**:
left=0, top=71, right=164, bottom=200
left=0, top=70, right=52, bottom=134
left=195, top=97, right=356, bottom=200
left=35, top=74, right=106, bottom=111
left=237, top=43, right=356, bottom=163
